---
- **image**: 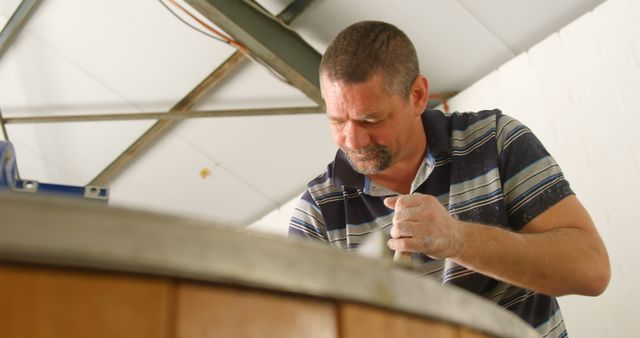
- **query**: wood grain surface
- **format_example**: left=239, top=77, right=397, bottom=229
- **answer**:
left=175, top=282, right=337, bottom=338
left=338, top=302, right=492, bottom=338
left=0, top=263, right=172, bottom=338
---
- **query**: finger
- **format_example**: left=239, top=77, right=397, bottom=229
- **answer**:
left=393, top=206, right=422, bottom=223
left=387, top=237, right=424, bottom=253
left=390, top=221, right=419, bottom=239
left=395, top=194, right=423, bottom=209
left=383, top=195, right=400, bottom=209
left=398, top=193, right=443, bottom=209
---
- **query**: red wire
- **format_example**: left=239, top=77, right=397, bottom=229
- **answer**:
left=166, top=0, right=249, bottom=52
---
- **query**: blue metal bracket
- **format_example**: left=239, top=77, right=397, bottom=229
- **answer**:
left=1, top=141, right=109, bottom=203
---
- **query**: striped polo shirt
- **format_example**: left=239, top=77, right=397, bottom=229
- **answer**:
left=289, top=109, right=573, bottom=337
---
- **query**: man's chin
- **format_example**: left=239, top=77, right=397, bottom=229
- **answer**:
left=343, top=149, right=392, bottom=175
left=350, top=160, right=383, bottom=175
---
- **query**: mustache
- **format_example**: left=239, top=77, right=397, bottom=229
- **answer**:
left=343, top=145, right=387, bottom=155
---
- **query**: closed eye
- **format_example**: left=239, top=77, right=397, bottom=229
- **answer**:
left=329, top=119, right=346, bottom=128
left=360, top=119, right=383, bottom=127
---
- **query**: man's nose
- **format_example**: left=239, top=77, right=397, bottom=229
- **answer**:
left=343, top=122, right=370, bottom=150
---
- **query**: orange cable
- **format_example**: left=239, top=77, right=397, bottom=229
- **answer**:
left=166, top=0, right=249, bottom=53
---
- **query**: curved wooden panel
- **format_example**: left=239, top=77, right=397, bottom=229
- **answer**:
left=339, top=302, right=459, bottom=338
left=0, top=264, right=172, bottom=338
left=175, top=283, right=337, bottom=338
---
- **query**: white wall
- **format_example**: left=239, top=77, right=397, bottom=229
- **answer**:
left=445, top=0, right=639, bottom=336
left=250, top=0, right=640, bottom=336
left=249, top=192, right=300, bottom=236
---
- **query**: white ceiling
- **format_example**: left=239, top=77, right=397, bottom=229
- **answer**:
left=0, top=0, right=604, bottom=226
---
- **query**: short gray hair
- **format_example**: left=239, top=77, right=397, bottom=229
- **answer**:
left=319, top=21, right=419, bottom=98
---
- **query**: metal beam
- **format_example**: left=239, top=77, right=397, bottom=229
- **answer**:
left=0, top=0, right=41, bottom=145
left=3, top=106, right=321, bottom=124
left=4, top=87, right=452, bottom=124
left=0, top=107, right=20, bottom=179
left=89, top=51, right=247, bottom=186
left=0, top=108, right=8, bottom=141
left=0, top=0, right=41, bottom=179
left=89, top=1, right=316, bottom=186
left=184, top=0, right=322, bottom=104
left=277, top=0, right=315, bottom=25
left=0, top=0, right=41, bottom=61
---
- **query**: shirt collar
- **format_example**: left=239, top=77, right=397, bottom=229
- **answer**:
left=365, top=149, right=435, bottom=196
left=332, top=148, right=365, bottom=190
left=422, top=109, right=450, bottom=159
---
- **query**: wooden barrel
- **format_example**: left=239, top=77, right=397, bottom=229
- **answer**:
left=0, top=194, right=538, bottom=338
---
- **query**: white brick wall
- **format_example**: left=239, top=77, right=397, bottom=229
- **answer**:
left=447, top=0, right=640, bottom=336
left=249, top=194, right=299, bottom=236
left=250, top=0, right=639, bottom=335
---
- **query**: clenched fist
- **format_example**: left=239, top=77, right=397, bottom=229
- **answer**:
left=384, top=193, right=464, bottom=259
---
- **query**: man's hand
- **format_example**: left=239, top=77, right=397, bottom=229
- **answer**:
left=384, top=193, right=463, bottom=259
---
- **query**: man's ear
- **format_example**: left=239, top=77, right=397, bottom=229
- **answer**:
left=411, top=75, right=429, bottom=114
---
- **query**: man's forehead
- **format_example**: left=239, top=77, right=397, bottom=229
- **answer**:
left=327, top=111, right=382, bottom=119
left=320, top=72, right=385, bottom=86
left=322, top=79, right=386, bottom=103
left=325, top=101, right=387, bottom=120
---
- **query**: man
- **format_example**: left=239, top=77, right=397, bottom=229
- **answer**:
left=288, top=21, right=610, bottom=337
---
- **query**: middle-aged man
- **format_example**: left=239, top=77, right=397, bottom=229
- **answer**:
left=288, top=21, right=610, bottom=337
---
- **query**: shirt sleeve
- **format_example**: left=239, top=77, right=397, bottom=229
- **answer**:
left=496, top=114, right=574, bottom=231
left=288, top=190, right=329, bottom=241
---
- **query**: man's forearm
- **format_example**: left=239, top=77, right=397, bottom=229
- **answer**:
left=453, top=221, right=610, bottom=296
left=385, top=194, right=611, bottom=296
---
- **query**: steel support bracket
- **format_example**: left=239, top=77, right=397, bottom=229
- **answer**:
left=184, top=0, right=322, bottom=105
